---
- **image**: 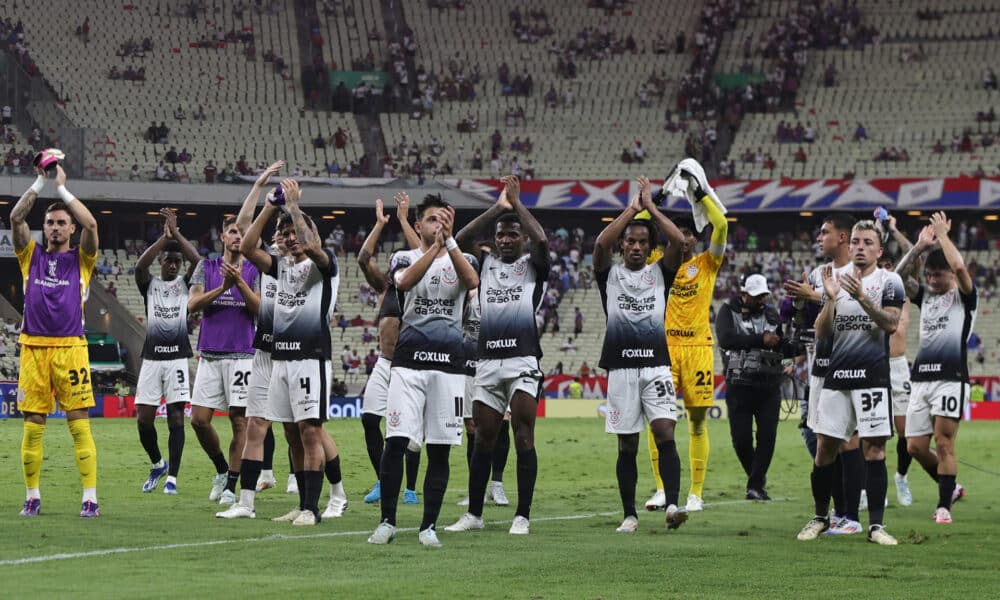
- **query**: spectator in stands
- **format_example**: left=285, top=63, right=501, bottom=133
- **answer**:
left=793, top=147, right=807, bottom=163
left=155, top=122, right=169, bottom=144
left=165, top=146, right=179, bottom=164
left=984, top=66, right=997, bottom=91
left=632, top=140, right=646, bottom=163
left=109, top=66, right=121, bottom=80
left=574, top=307, right=583, bottom=336
left=313, top=133, right=326, bottom=149
left=549, top=361, right=564, bottom=376
left=933, top=139, right=945, bottom=154
left=178, top=148, right=192, bottom=163
left=174, top=106, right=185, bottom=121
left=0, top=335, right=7, bottom=359
left=337, top=315, right=348, bottom=339
left=127, top=164, right=141, bottom=180
left=364, top=349, right=378, bottom=376
left=853, top=123, right=868, bottom=141
left=110, top=261, right=121, bottom=278
left=154, top=161, right=169, bottom=181
left=203, top=160, right=218, bottom=183
left=5, top=318, right=19, bottom=335
left=1, top=105, right=10, bottom=126
left=106, top=281, right=118, bottom=298
left=578, top=361, right=592, bottom=378
left=560, top=337, right=577, bottom=353
left=472, top=148, right=483, bottom=170
left=973, top=165, right=987, bottom=179
left=193, top=105, right=206, bottom=121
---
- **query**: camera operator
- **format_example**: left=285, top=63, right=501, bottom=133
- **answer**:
left=780, top=293, right=819, bottom=458
left=716, top=274, right=801, bottom=500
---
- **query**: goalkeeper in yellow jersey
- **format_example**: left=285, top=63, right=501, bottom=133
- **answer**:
left=644, top=159, right=727, bottom=512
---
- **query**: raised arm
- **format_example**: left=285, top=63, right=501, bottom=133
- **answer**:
left=282, top=179, right=329, bottom=270
left=395, top=192, right=421, bottom=250
left=10, top=173, right=44, bottom=251
left=505, top=175, right=549, bottom=270
left=438, top=206, right=479, bottom=290
left=394, top=241, right=442, bottom=292
left=929, top=211, right=973, bottom=295
left=135, top=233, right=168, bottom=288
left=237, top=159, right=284, bottom=233
left=885, top=214, right=914, bottom=255
left=358, top=199, right=391, bottom=293
left=55, top=166, right=98, bottom=255
left=240, top=199, right=277, bottom=274
left=162, top=208, right=201, bottom=274
left=814, top=265, right=840, bottom=339
left=453, top=186, right=511, bottom=259
left=637, top=176, right=684, bottom=265
left=895, top=224, right=935, bottom=300
left=592, top=191, right=642, bottom=273
left=679, top=161, right=727, bottom=259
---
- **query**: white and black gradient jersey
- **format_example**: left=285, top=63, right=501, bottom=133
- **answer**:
left=266, top=249, right=339, bottom=361
left=463, top=288, right=481, bottom=375
left=138, top=275, right=193, bottom=360
left=477, top=253, right=548, bottom=360
left=807, top=262, right=855, bottom=378
left=824, top=267, right=906, bottom=390
left=596, top=261, right=676, bottom=371
left=390, top=249, right=475, bottom=374
left=911, top=284, right=977, bottom=382
left=252, top=246, right=281, bottom=352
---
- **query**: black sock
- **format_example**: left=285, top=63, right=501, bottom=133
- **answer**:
left=515, top=448, right=537, bottom=520
left=921, top=458, right=940, bottom=482
left=468, top=449, right=493, bottom=518
left=866, top=458, right=887, bottom=526
left=616, top=448, right=638, bottom=518
left=295, top=471, right=305, bottom=510
left=361, top=413, right=384, bottom=478
left=492, top=421, right=510, bottom=482
left=895, top=436, right=911, bottom=476
left=137, top=421, right=161, bottom=464
left=379, top=437, right=407, bottom=526
left=303, top=470, right=324, bottom=518
left=656, top=440, right=681, bottom=508
left=466, top=431, right=475, bottom=469
left=167, top=425, right=184, bottom=477
left=830, top=454, right=845, bottom=516
left=209, top=452, right=228, bottom=475
left=288, top=447, right=295, bottom=474
left=841, top=448, right=865, bottom=521
left=240, top=459, right=263, bottom=492
left=938, top=474, right=956, bottom=509
left=420, top=444, right=451, bottom=531
left=810, top=462, right=836, bottom=518
left=405, top=448, right=421, bottom=491
left=262, top=426, right=275, bottom=471
left=324, top=456, right=342, bottom=484
left=225, top=470, right=240, bottom=493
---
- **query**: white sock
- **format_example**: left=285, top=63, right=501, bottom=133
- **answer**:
left=166, top=476, right=177, bottom=485
left=329, top=480, right=345, bottom=499
left=260, top=469, right=274, bottom=481
left=239, top=489, right=256, bottom=509
left=82, top=488, right=97, bottom=503
left=26, top=488, right=40, bottom=501
left=153, top=459, right=165, bottom=469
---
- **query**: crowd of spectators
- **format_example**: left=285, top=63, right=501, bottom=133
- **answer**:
left=0, top=18, right=39, bottom=76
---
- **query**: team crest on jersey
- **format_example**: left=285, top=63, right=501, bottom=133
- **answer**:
left=47, top=259, right=58, bottom=278
left=387, top=410, right=402, bottom=428
left=441, top=266, right=458, bottom=285
left=863, top=283, right=881, bottom=301
left=923, top=291, right=954, bottom=318
left=641, top=268, right=656, bottom=287
left=685, top=263, right=699, bottom=279
left=513, top=259, right=527, bottom=276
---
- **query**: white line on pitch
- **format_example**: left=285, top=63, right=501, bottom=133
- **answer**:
left=0, top=497, right=795, bottom=567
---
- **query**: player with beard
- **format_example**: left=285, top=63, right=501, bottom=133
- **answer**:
left=358, top=193, right=422, bottom=505
left=134, top=208, right=201, bottom=495
left=445, top=175, right=548, bottom=535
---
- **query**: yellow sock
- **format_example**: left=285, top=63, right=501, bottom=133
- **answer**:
left=647, top=424, right=663, bottom=490
left=68, top=419, right=98, bottom=489
left=688, top=417, right=709, bottom=497
left=21, top=421, right=46, bottom=492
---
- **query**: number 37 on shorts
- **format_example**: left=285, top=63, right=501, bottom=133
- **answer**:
left=853, top=388, right=892, bottom=437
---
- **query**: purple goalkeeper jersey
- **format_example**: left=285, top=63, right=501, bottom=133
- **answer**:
left=194, top=257, right=258, bottom=355
left=21, top=243, right=89, bottom=339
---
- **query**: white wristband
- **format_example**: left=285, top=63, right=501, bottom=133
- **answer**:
left=56, top=185, right=76, bottom=204
left=29, top=175, right=45, bottom=194
left=445, top=237, right=458, bottom=251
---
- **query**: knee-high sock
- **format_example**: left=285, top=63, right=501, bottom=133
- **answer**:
left=137, top=421, right=161, bottom=464
left=325, top=456, right=345, bottom=499
left=688, top=417, right=709, bottom=497
left=361, top=413, right=384, bottom=478
left=262, top=426, right=275, bottom=471
left=492, top=421, right=510, bottom=482
left=866, top=458, right=887, bottom=527
left=515, top=448, right=537, bottom=520
left=616, top=448, right=638, bottom=518
left=830, top=454, right=845, bottom=516
left=468, top=448, right=493, bottom=518
left=303, top=470, right=324, bottom=517
left=167, top=425, right=184, bottom=478
left=937, top=474, right=956, bottom=509
left=404, top=448, right=421, bottom=491
left=379, top=437, right=407, bottom=525
left=895, top=436, right=912, bottom=477
left=21, top=421, right=45, bottom=493
left=656, top=440, right=681, bottom=507
left=420, top=444, right=451, bottom=531
left=841, top=448, right=865, bottom=522
left=647, top=425, right=663, bottom=491
left=239, top=458, right=262, bottom=510
left=466, top=431, right=475, bottom=469
left=811, top=462, right=836, bottom=518
left=68, top=419, right=98, bottom=490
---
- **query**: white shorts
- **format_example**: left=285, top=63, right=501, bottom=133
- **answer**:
left=362, top=357, right=392, bottom=417
left=135, top=358, right=191, bottom=406
left=463, top=375, right=475, bottom=419
left=814, top=386, right=892, bottom=441
left=605, top=366, right=678, bottom=434
left=806, top=375, right=823, bottom=430
left=246, top=350, right=273, bottom=419
left=906, top=380, right=968, bottom=437
left=267, top=359, right=331, bottom=423
left=191, top=356, right=253, bottom=411
left=386, top=366, right=464, bottom=446
left=473, top=356, right=542, bottom=416
left=889, top=356, right=911, bottom=417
